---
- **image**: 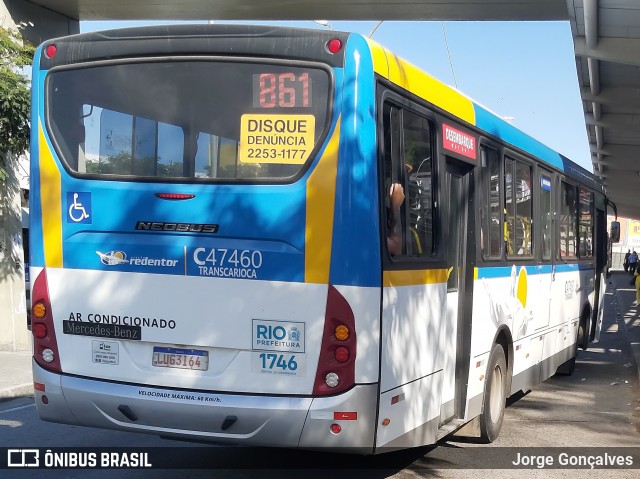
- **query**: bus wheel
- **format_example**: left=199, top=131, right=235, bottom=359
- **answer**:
left=479, top=343, right=507, bottom=443
left=578, top=315, right=588, bottom=351
left=556, top=355, right=576, bottom=376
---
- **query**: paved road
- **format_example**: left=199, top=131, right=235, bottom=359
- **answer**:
left=1, top=272, right=638, bottom=478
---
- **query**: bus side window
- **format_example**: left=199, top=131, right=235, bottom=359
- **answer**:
left=540, top=174, right=553, bottom=260
left=480, top=146, right=501, bottom=259
left=504, top=157, right=515, bottom=255
left=578, top=188, right=594, bottom=258
left=560, top=181, right=577, bottom=259
left=402, top=110, right=433, bottom=257
left=504, top=156, right=533, bottom=257
left=382, top=103, right=405, bottom=254
left=382, top=101, right=434, bottom=258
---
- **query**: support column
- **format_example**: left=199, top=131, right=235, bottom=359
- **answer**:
left=0, top=151, right=29, bottom=351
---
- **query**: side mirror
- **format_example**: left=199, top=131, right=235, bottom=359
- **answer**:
left=610, top=221, right=621, bottom=243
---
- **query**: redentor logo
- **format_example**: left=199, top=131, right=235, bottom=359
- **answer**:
left=443, top=123, right=477, bottom=160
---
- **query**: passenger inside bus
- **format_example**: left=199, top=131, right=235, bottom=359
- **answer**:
left=387, top=182, right=405, bottom=255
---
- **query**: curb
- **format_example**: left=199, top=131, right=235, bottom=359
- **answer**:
left=0, top=383, right=33, bottom=401
left=0, top=349, right=33, bottom=402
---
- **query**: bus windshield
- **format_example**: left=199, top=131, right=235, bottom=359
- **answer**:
left=46, top=60, right=330, bottom=181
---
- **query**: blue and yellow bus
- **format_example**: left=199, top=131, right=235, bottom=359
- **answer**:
left=30, top=24, right=611, bottom=453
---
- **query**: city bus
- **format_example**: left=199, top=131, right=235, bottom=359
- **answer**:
left=30, top=24, right=611, bottom=453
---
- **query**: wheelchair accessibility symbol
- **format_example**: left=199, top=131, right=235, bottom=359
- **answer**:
left=66, top=192, right=92, bottom=224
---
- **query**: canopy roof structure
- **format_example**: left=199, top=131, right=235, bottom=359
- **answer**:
left=13, top=0, right=640, bottom=218
left=24, top=1, right=569, bottom=22
left=568, top=0, right=640, bottom=219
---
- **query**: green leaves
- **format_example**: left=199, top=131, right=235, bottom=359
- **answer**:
left=0, top=26, right=35, bottom=178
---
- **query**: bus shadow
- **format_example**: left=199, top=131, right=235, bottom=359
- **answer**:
left=151, top=444, right=445, bottom=478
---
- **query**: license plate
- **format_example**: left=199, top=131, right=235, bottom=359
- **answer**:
left=152, top=347, right=209, bottom=371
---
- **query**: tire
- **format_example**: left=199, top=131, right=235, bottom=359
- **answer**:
left=556, top=356, right=576, bottom=376
left=577, top=315, right=589, bottom=351
left=479, top=343, right=508, bottom=443
left=557, top=326, right=580, bottom=376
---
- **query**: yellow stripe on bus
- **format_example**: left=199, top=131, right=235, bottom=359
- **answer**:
left=366, top=38, right=475, bottom=125
left=366, top=38, right=390, bottom=78
left=305, top=117, right=341, bottom=284
left=38, top=122, right=63, bottom=268
left=383, top=269, right=448, bottom=287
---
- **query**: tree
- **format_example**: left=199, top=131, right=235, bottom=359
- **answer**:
left=0, top=26, right=35, bottom=180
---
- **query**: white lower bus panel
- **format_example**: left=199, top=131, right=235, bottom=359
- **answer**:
left=33, top=360, right=378, bottom=451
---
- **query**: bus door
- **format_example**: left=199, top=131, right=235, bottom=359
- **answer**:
left=377, top=99, right=447, bottom=448
left=589, top=203, right=607, bottom=345
left=533, top=169, right=554, bottom=331
left=442, top=159, right=474, bottom=421
left=549, top=177, right=578, bottom=329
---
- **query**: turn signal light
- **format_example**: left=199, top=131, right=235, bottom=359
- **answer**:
left=334, top=324, right=349, bottom=341
left=33, top=302, right=46, bottom=318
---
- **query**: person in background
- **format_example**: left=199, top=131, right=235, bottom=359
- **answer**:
left=624, top=249, right=630, bottom=272
left=629, top=250, right=638, bottom=275
left=633, top=265, right=640, bottom=306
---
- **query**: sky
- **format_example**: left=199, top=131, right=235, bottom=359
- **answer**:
left=80, top=20, right=592, bottom=171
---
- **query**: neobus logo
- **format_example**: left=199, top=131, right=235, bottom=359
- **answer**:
left=136, top=221, right=219, bottom=233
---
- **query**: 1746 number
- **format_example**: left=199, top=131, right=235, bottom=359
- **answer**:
left=259, top=353, right=298, bottom=371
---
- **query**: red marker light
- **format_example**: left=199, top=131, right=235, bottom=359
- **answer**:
left=33, top=323, right=47, bottom=339
left=155, top=193, right=195, bottom=200
left=333, top=411, right=357, bottom=421
left=326, top=38, right=342, bottom=54
left=330, top=424, right=342, bottom=434
left=334, top=346, right=350, bottom=363
left=45, top=44, right=57, bottom=59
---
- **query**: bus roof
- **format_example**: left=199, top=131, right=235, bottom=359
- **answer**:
left=365, top=36, right=602, bottom=192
